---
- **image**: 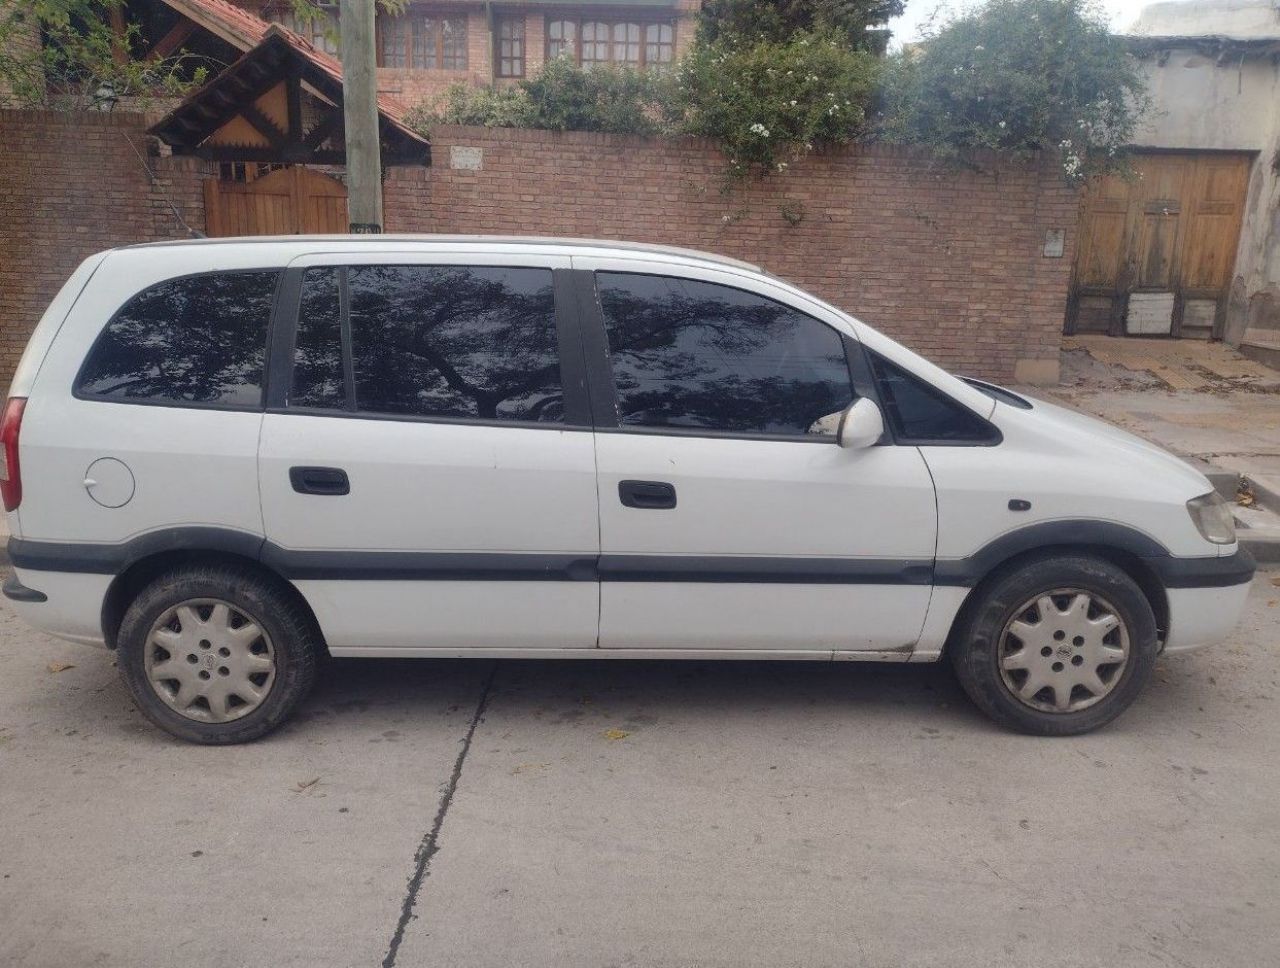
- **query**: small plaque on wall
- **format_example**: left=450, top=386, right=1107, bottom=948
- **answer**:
left=450, top=146, right=484, bottom=171
left=1043, top=229, right=1065, bottom=258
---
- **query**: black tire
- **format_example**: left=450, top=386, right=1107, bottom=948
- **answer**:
left=117, top=563, right=321, bottom=744
left=949, top=554, right=1159, bottom=736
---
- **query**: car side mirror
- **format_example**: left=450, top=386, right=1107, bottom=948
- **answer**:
left=838, top=398, right=885, bottom=450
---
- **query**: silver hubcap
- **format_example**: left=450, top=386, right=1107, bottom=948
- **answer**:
left=144, top=598, right=276, bottom=723
left=998, top=588, right=1130, bottom=713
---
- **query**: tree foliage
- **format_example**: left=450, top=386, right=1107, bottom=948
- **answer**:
left=669, top=31, right=879, bottom=177
left=697, top=0, right=905, bottom=54
left=0, top=0, right=208, bottom=109
left=407, top=56, right=663, bottom=136
left=875, top=0, right=1150, bottom=179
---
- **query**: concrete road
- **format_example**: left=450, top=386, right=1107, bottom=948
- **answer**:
left=2, top=573, right=1279, bottom=968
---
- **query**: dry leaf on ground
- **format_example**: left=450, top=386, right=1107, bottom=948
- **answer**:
left=603, top=729, right=630, bottom=741
left=47, top=661, right=75, bottom=674
left=292, top=777, right=321, bottom=793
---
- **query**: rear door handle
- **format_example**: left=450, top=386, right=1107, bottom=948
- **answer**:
left=290, top=466, right=350, bottom=496
left=618, top=480, right=676, bottom=510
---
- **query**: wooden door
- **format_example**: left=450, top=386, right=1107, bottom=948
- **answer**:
left=1067, top=152, right=1252, bottom=338
left=204, top=166, right=349, bottom=237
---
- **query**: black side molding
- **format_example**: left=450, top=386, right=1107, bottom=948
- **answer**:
left=3, top=574, right=47, bottom=603
left=5, top=521, right=1257, bottom=591
left=9, top=528, right=266, bottom=575
left=934, top=521, right=1256, bottom=590
left=1148, top=547, right=1256, bottom=589
left=934, top=520, right=1171, bottom=587
left=261, top=547, right=599, bottom=582
left=599, top=555, right=934, bottom=585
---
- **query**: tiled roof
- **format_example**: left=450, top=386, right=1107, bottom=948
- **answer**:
left=158, top=0, right=271, bottom=49
left=149, top=28, right=428, bottom=163
left=156, top=0, right=414, bottom=130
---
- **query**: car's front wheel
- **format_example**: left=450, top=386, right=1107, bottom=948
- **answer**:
left=116, top=563, right=320, bottom=744
left=950, top=554, right=1159, bottom=735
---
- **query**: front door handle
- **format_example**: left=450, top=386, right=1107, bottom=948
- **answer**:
left=290, top=466, right=350, bottom=496
left=618, top=480, right=676, bottom=510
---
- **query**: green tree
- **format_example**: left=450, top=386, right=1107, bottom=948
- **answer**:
left=408, top=57, right=663, bottom=136
left=875, top=0, right=1150, bottom=179
left=670, top=31, right=879, bottom=178
left=0, top=0, right=206, bottom=109
left=698, top=0, right=905, bottom=54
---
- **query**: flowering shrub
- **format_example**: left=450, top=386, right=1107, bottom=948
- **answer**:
left=697, top=0, right=905, bottom=54
left=874, top=0, right=1150, bottom=180
left=668, top=30, right=879, bottom=178
left=407, top=58, right=662, bottom=136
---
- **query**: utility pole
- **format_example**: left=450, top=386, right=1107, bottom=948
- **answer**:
left=339, top=0, right=383, bottom=233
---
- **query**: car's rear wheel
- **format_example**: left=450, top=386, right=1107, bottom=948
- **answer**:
left=117, top=564, right=320, bottom=744
left=950, top=554, right=1159, bottom=735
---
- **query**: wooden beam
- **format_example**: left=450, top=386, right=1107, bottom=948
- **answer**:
left=285, top=65, right=303, bottom=141
left=238, top=102, right=290, bottom=150
left=109, top=5, right=128, bottom=66
left=148, top=17, right=197, bottom=62
left=158, top=0, right=255, bottom=52
left=303, top=109, right=342, bottom=150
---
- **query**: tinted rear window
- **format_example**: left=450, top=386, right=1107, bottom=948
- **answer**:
left=346, top=265, right=563, bottom=422
left=76, top=271, right=278, bottom=408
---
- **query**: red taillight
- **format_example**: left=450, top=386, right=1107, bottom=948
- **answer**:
left=0, top=397, right=27, bottom=512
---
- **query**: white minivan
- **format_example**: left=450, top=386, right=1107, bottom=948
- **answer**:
left=2, top=237, right=1254, bottom=743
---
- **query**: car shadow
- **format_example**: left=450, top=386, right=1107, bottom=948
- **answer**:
left=299, top=654, right=991, bottom=734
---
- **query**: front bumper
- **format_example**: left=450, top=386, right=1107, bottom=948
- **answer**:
left=1156, top=548, right=1256, bottom=654
left=1147, top=547, right=1257, bottom=590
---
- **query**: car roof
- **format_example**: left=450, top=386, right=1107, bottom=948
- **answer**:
left=121, top=234, right=764, bottom=275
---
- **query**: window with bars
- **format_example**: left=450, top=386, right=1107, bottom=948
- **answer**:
left=495, top=15, right=525, bottom=78
left=546, top=17, right=674, bottom=70
left=378, top=12, right=467, bottom=70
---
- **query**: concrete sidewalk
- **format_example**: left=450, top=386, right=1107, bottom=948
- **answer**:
left=1049, top=336, right=1280, bottom=496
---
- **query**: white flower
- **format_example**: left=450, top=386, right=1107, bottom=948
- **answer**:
left=789, top=99, right=797, bottom=107
left=749, top=122, right=770, bottom=137
left=998, top=120, right=1006, bottom=129
left=974, top=44, right=985, bottom=51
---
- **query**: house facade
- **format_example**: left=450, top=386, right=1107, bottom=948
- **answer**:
left=247, top=0, right=701, bottom=107
left=1068, top=0, right=1280, bottom=357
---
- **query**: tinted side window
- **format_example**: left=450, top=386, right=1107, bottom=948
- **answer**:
left=76, top=271, right=278, bottom=407
left=870, top=354, right=996, bottom=443
left=347, top=265, right=563, bottom=422
left=596, top=273, right=854, bottom=437
left=292, top=267, right=345, bottom=409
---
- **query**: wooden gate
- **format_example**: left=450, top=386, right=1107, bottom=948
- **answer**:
left=203, top=166, right=349, bottom=237
left=1067, top=151, right=1252, bottom=338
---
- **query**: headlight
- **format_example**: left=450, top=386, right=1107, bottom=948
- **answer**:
left=1186, top=491, right=1236, bottom=545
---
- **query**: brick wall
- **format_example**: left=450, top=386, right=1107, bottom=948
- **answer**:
left=0, top=112, right=1075, bottom=386
left=0, top=109, right=208, bottom=380
left=386, top=126, right=1078, bottom=383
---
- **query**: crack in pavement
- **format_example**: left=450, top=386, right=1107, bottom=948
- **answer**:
left=382, top=662, right=498, bottom=968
